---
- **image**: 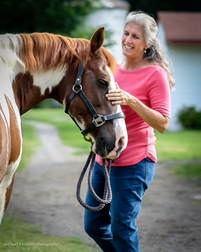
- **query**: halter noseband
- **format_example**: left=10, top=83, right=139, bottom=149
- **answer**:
left=65, top=63, right=124, bottom=137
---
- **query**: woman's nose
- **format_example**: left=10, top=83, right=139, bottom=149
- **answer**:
left=125, top=35, right=132, bottom=44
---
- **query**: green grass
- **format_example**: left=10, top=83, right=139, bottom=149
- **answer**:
left=18, top=122, right=40, bottom=171
left=156, top=130, right=201, bottom=161
left=0, top=217, right=96, bottom=252
left=23, top=108, right=201, bottom=161
left=22, top=108, right=90, bottom=154
left=173, top=162, right=201, bottom=178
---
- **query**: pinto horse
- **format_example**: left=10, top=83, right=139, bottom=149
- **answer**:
left=0, top=28, right=128, bottom=223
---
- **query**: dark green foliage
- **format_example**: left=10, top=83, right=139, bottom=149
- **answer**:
left=125, top=0, right=201, bottom=19
left=178, top=106, right=201, bottom=130
left=0, top=0, right=96, bottom=35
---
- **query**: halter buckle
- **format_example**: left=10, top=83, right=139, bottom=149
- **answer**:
left=72, top=83, right=82, bottom=93
left=92, top=115, right=105, bottom=127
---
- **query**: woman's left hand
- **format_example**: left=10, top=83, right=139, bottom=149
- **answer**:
left=106, top=88, right=132, bottom=105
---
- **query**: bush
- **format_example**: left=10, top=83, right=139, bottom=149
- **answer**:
left=178, top=106, right=201, bottom=129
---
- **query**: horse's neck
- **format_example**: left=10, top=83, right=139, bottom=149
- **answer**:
left=1, top=33, right=80, bottom=114
left=12, top=66, right=68, bottom=114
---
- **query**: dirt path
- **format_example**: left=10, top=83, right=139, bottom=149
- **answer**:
left=7, top=122, right=201, bottom=251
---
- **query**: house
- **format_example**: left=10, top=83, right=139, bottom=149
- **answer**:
left=158, top=12, right=201, bottom=130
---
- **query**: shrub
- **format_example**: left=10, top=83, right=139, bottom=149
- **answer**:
left=178, top=106, right=201, bottom=129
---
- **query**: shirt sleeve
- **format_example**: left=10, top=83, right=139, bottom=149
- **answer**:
left=147, top=68, right=171, bottom=117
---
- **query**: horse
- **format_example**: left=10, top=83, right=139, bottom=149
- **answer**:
left=0, top=27, right=128, bottom=223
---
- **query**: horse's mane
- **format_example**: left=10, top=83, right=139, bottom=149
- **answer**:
left=19, top=33, right=116, bottom=72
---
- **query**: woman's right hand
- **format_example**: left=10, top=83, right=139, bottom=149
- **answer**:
left=106, top=88, right=133, bottom=106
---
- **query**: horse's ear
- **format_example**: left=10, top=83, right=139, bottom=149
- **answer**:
left=90, top=27, right=104, bottom=54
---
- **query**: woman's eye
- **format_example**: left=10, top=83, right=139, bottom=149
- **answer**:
left=97, top=79, right=109, bottom=88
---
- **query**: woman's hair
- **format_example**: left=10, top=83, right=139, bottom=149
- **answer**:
left=125, top=11, right=175, bottom=88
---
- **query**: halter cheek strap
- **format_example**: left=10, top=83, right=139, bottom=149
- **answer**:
left=64, top=63, right=125, bottom=138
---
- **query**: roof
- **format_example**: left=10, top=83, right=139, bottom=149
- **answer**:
left=158, top=12, right=201, bottom=44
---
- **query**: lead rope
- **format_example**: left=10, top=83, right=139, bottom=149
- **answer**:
left=76, top=151, right=112, bottom=211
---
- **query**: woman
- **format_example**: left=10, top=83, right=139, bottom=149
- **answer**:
left=84, top=11, right=174, bottom=252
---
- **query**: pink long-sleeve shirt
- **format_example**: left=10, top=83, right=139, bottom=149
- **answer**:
left=97, top=64, right=171, bottom=167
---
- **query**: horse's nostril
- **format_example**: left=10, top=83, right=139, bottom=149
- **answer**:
left=96, top=136, right=115, bottom=157
left=118, top=136, right=124, bottom=147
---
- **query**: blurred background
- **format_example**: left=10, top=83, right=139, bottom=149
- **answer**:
left=0, top=1, right=201, bottom=252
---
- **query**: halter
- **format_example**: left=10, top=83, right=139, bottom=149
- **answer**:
left=64, top=63, right=125, bottom=211
left=65, top=63, right=124, bottom=137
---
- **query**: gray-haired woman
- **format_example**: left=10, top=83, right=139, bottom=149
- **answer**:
left=84, top=11, right=174, bottom=252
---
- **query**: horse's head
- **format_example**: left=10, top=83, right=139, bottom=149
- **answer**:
left=64, top=28, right=128, bottom=159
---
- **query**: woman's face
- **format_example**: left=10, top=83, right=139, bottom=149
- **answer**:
left=121, top=22, right=147, bottom=60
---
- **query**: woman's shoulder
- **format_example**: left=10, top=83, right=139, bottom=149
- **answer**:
left=116, top=63, right=165, bottom=75
left=141, top=64, right=166, bottom=75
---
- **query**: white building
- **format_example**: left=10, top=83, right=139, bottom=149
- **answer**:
left=158, top=12, right=201, bottom=130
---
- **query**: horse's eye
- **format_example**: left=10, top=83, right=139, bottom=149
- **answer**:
left=97, top=79, right=109, bottom=89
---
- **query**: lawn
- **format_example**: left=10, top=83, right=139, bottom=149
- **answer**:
left=19, top=122, right=41, bottom=170
left=156, top=130, right=201, bottom=161
left=0, top=217, right=96, bottom=252
left=22, top=108, right=90, bottom=154
left=23, top=108, right=201, bottom=161
left=22, top=108, right=201, bottom=179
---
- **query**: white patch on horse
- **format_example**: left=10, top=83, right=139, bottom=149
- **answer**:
left=74, top=117, right=86, bottom=131
left=0, top=34, right=25, bottom=76
left=0, top=52, right=23, bottom=125
left=105, top=66, right=128, bottom=155
left=32, top=67, right=67, bottom=95
left=0, top=157, right=21, bottom=224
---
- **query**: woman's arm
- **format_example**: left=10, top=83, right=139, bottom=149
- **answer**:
left=106, top=89, right=169, bottom=133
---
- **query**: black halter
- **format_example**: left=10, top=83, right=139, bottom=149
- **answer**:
left=65, top=63, right=124, bottom=137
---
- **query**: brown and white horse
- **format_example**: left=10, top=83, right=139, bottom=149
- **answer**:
left=0, top=28, right=127, bottom=223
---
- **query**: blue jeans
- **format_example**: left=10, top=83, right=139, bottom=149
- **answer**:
left=84, top=158, right=156, bottom=252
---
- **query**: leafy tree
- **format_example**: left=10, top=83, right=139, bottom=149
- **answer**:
left=178, top=106, right=201, bottom=130
left=125, top=0, right=201, bottom=19
left=0, top=0, right=97, bottom=35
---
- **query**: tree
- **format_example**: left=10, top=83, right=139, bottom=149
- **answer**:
left=125, top=0, right=201, bottom=19
left=0, top=0, right=96, bottom=35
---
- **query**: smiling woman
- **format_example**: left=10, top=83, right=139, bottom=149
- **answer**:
left=84, top=11, right=174, bottom=252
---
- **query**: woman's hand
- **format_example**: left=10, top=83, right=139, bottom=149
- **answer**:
left=106, top=89, right=133, bottom=106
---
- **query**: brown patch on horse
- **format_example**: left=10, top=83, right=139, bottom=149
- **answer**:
left=5, top=96, right=21, bottom=164
left=12, top=72, right=46, bottom=114
left=0, top=105, right=10, bottom=182
left=19, top=33, right=116, bottom=72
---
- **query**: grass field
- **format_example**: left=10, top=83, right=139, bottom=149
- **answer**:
left=22, top=108, right=90, bottom=154
left=0, top=217, right=96, bottom=252
left=23, top=108, right=201, bottom=161
left=19, top=122, right=41, bottom=170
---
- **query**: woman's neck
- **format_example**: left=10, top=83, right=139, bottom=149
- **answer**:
left=122, top=58, right=150, bottom=70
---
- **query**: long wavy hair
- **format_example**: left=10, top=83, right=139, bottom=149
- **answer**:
left=125, top=11, right=175, bottom=88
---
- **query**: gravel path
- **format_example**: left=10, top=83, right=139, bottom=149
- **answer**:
left=7, top=122, right=201, bottom=251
